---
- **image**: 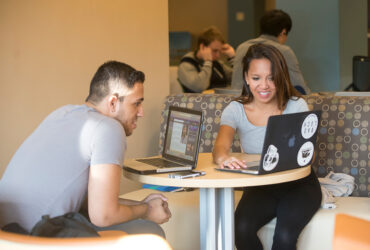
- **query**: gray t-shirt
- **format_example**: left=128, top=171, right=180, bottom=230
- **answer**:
left=0, top=105, right=126, bottom=231
left=220, top=98, right=308, bottom=154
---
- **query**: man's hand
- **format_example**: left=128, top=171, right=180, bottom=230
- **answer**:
left=142, top=193, right=168, bottom=203
left=221, top=43, right=235, bottom=58
left=198, top=44, right=212, bottom=61
left=144, top=198, right=172, bottom=224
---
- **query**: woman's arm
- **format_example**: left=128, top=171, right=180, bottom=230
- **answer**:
left=213, top=125, right=246, bottom=169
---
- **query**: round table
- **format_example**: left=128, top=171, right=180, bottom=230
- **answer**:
left=123, top=153, right=311, bottom=250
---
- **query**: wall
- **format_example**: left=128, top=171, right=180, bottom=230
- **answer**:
left=277, top=0, right=367, bottom=92
left=339, top=0, right=368, bottom=90
left=228, top=0, right=265, bottom=49
left=0, top=0, right=169, bottom=193
left=169, top=0, right=228, bottom=49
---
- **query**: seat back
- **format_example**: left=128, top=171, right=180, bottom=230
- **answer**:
left=303, top=93, right=370, bottom=197
left=159, top=93, right=370, bottom=197
left=159, top=94, right=241, bottom=154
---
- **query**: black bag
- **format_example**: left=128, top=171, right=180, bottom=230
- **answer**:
left=30, top=212, right=100, bottom=238
left=1, top=222, right=29, bottom=235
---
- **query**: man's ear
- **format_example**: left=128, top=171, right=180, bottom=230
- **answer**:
left=108, top=94, right=119, bottom=114
left=279, top=28, right=287, bottom=36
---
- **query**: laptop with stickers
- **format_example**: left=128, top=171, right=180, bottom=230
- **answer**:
left=123, top=106, right=203, bottom=174
left=215, top=110, right=321, bottom=175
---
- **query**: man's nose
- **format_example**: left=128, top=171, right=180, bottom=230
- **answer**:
left=138, top=106, right=144, bottom=117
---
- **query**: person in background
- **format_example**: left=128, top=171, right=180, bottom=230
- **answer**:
left=178, top=26, right=235, bottom=93
left=231, top=9, right=311, bottom=95
left=213, top=44, right=321, bottom=250
left=0, top=61, right=171, bottom=237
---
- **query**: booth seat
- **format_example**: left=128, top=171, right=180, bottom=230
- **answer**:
left=121, top=92, right=370, bottom=250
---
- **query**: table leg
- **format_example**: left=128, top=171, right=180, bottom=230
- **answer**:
left=200, top=188, right=235, bottom=250
left=219, top=187, right=235, bottom=250
left=200, top=188, right=218, bottom=250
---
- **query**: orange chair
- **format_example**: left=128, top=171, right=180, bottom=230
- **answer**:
left=0, top=229, right=172, bottom=250
left=333, top=213, right=370, bottom=250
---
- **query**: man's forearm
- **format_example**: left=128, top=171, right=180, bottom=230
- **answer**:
left=118, top=197, right=143, bottom=206
left=90, top=202, right=148, bottom=227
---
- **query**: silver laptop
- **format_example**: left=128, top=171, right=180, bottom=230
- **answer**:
left=123, top=106, right=203, bottom=174
left=216, top=110, right=321, bottom=175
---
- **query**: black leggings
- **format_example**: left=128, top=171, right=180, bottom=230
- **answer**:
left=235, top=171, right=322, bottom=250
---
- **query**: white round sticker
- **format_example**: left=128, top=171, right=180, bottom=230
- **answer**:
left=297, top=141, right=314, bottom=166
left=301, top=114, right=318, bottom=139
left=262, top=145, right=279, bottom=171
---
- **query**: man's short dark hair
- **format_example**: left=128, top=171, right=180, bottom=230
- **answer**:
left=260, top=9, right=292, bottom=37
left=85, top=61, right=145, bottom=104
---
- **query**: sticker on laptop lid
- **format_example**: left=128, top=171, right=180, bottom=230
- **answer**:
left=262, top=144, right=279, bottom=171
left=297, top=141, right=314, bottom=166
left=301, top=113, right=318, bottom=139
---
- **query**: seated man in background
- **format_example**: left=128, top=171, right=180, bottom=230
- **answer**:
left=178, top=26, right=235, bottom=93
left=0, top=61, right=171, bottom=237
left=231, top=9, right=311, bottom=94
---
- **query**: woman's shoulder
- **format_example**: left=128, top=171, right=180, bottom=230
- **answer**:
left=227, top=100, right=244, bottom=109
left=222, top=101, right=244, bottom=115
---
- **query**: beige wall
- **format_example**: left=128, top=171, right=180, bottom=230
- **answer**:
left=169, top=0, right=228, bottom=48
left=0, top=0, right=169, bottom=193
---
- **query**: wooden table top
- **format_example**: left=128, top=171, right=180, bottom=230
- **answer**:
left=123, top=153, right=311, bottom=188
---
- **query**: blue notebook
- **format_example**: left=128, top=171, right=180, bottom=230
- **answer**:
left=142, top=184, right=181, bottom=192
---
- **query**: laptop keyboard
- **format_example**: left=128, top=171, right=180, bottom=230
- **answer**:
left=136, top=158, right=183, bottom=168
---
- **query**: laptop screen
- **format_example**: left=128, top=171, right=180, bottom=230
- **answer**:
left=163, top=107, right=202, bottom=162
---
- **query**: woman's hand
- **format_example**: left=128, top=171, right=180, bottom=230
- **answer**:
left=219, top=156, right=247, bottom=169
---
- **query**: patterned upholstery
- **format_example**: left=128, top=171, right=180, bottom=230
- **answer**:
left=303, top=93, right=370, bottom=197
left=159, top=93, right=370, bottom=197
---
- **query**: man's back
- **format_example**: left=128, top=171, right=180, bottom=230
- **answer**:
left=0, top=105, right=125, bottom=231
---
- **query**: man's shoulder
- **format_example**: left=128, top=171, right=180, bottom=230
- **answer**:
left=236, top=38, right=259, bottom=52
left=181, top=51, right=195, bottom=60
left=52, top=104, right=122, bottom=131
left=274, top=42, right=294, bottom=54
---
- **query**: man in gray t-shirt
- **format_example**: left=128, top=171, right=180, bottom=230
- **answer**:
left=0, top=61, right=171, bottom=236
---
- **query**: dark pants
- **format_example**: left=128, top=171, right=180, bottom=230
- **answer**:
left=235, top=170, right=322, bottom=250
